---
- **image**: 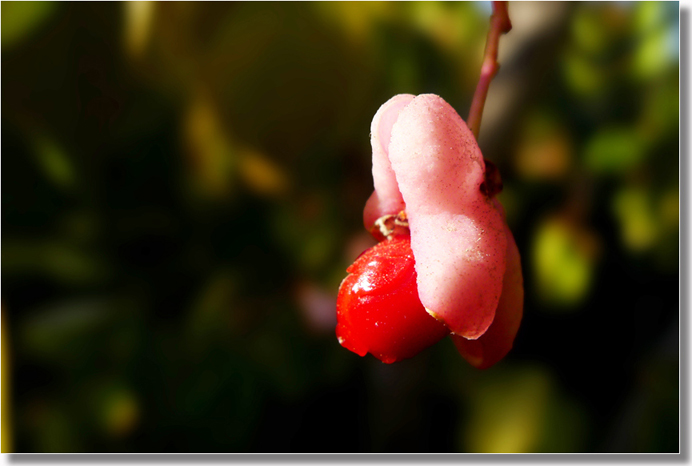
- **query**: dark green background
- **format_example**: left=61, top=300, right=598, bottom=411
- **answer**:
left=1, top=1, right=679, bottom=452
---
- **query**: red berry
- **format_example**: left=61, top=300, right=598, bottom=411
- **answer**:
left=336, top=235, right=450, bottom=364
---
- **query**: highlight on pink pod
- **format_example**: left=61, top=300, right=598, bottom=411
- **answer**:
left=337, top=94, right=524, bottom=367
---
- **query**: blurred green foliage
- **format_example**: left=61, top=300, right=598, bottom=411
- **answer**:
left=1, top=1, right=57, bottom=49
left=2, top=1, right=679, bottom=453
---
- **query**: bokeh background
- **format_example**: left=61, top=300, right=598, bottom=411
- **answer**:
left=1, top=1, right=679, bottom=453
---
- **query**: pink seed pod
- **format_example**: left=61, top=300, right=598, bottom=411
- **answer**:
left=342, top=93, right=523, bottom=367
left=364, top=94, right=508, bottom=340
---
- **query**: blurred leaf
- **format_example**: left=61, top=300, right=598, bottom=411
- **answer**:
left=123, top=1, right=155, bottom=60
left=463, top=363, right=588, bottom=453
left=562, top=50, right=603, bottom=97
left=659, top=188, right=679, bottom=230
left=532, top=217, right=598, bottom=308
left=633, top=28, right=671, bottom=80
left=514, top=111, right=572, bottom=180
left=238, top=149, right=290, bottom=198
left=653, top=187, right=680, bottom=272
left=183, top=87, right=237, bottom=200
left=583, top=127, right=647, bottom=173
left=634, top=2, right=666, bottom=33
left=637, top=73, right=679, bottom=141
left=632, top=3, right=678, bottom=81
left=1, top=1, right=57, bottom=49
left=571, top=8, right=607, bottom=54
left=99, top=386, right=140, bottom=439
left=462, top=365, right=551, bottom=453
left=33, top=137, right=75, bottom=190
left=2, top=240, right=108, bottom=285
left=409, top=2, right=481, bottom=52
left=612, top=186, right=658, bottom=253
left=19, top=298, right=113, bottom=361
left=311, top=1, right=391, bottom=46
left=612, top=185, right=679, bottom=256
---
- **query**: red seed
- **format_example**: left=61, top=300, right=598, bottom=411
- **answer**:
left=336, top=235, right=450, bottom=364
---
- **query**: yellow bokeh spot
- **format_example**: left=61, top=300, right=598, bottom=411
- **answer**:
left=464, top=366, right=551, bottom=453
left=312, top=2, right=390, bottom=46
left=562, top=51, right=602, bottom=97
left=583, top=127, right=647, bottom=173
left=612, top=188, right=658, bottom=252
left=571, top=8, right=606, bottom=54
left=238, top=149, right=289, bottom=198
left=184, top=88, right=236, bottom=199
left=635, top=2, right=665, bottom=32
left=533, top=218, right=597, bottom=307
left=123, top=1, right=155, bottom=60
left=634, top=28, right=670, bottom=80
left=102, top=390, right=139, bottom=438
left=1, top=1, right=56, bottom=50
left=515, top=113, right=572, bottom=180
left=613, top=185, right=678, bottom=255
left=34, top=138, right=75, bottom=190
left=659, top=189, right=679, bottom=229
left=409, top=2, right=462, bottom=51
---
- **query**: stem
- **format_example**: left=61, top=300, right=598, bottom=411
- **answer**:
left=467, top=1, right=512, bottom=140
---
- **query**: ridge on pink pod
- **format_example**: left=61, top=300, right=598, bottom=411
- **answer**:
left=366, top=94, right=508, bottom=340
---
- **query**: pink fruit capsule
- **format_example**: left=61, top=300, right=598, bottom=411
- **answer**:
left=366, top=94, right=507, bottom=339
left=339, top=93, right=523, bottom=368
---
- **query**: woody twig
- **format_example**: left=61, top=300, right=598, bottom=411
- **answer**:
left=467, top=1, right=512, bottom=140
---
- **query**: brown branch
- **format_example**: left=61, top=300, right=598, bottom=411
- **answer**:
left=467, top=1, right=512, bottom=140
